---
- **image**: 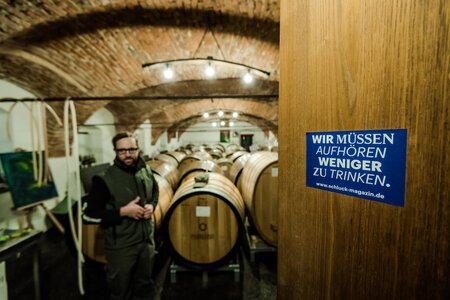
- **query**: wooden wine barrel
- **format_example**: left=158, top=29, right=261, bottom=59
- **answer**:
left=82, top=223, right=107, bottom=263
left=147, top=159, right=180, bottom=190
left=178, top=160, right=224, bottom=186
left=185, top=143, right=195, bottom=151
left=200, top=144, right=212, bottom=153
left=190, top=145, right=202, bottom=152
left=211, top=143, right=225, bottom=152
left=176, top=148, right=192, bottom=155
left=240, top=151, right=278, bottom=246
left=81, top=173, right=173, bottom=264
left=177, top=151, right=213, bottom=171
left=153, top=174, right=174, bottom=230
left=216, top=158, right=233, bottom=179
left=227, top=150, right=249, bottom=162
left=207, top=148, right=223, bottom=160
left=229, top=153, right=251, bottom=189
left=225, top=144, right=242, bottom=152
left=162, top=172, right=245, bottom=269
left=155, top=153, right=179, bottom=167
left=167, top=151, right=186, bottom=165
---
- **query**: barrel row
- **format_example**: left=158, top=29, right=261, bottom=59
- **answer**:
left=156, top=143, right=248, bottom=166
left=82, top=150, right=278, bottom=269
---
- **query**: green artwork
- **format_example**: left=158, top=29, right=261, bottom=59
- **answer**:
left=0, top=151, right=58, bottom=208
left=220, top=130, right=230, bottom=143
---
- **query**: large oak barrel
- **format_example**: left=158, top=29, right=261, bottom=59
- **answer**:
left=240, top=151, right=278, bottom=246
left=211, top=143, right=225, bottom=153
left=178, top=160, right=224, bottom=186
left=82, top=223, right=107, bottom=263
left=82, top=173, right=173, bottom=264
left=155, top=153, right=179, bottom=167
left=225, top=144, right=242, bottom=152
left=147, top=159, right=180, bottom=190
left=166, top=151, right=186, bottom=165
left=162, top=172, right=245, bottom=269
left=216, top=158, right=233, bottom=179
left=227, top=150, right=248, bottom=162
left=207, top=148, right=223, bottom=160
left=177, top=151, right=213, bottom=171
left=229, top=153, right=251, bottom=189
left=176, top=147, right=192, bottom=155
left=153, top=174, right=174, bottom=230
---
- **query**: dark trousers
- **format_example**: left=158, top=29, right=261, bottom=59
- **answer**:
left=105, top=242, right=155, bottom=300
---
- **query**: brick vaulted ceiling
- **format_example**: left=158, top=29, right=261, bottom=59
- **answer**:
left=0, top=0, right=280, bottom=156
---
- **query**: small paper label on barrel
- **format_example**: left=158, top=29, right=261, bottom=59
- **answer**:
left=221, top=166, right=228, bottom=171
left=272, top=167, right=279, bottom=177
left=196, top=206, right=211, bottom=217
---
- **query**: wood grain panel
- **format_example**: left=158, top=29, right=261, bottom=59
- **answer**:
left=279, top=0, right=449, bottom=299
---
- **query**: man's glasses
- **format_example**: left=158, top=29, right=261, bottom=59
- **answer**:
left=116, top=148, right=139, bottom=155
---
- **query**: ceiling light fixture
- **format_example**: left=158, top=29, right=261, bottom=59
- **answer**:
left=143, top=57, right=270, bottom=79
left=201, top=110, right=240, bottom=121
left=205, top=61, right=215, bottom=77
left=163, top=64, right=174, bottom=79
left=243, top=70, right=253, bottom=84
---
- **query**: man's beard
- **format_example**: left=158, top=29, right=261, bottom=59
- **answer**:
left=120, top=156, right=137, bottom=167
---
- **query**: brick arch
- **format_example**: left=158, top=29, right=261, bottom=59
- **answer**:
left=167, top=114, right=278, bottom=143
left=0, top=54, right=86, bottom=98
left=103, top=98, right=277, bottom=146
left=100, top=78, right=278, bottom=144
left=2, top=5, right=279, bottom=44
left=147, top=98, right=277, bottom=144
left=1, top=4, right=279, bottom=96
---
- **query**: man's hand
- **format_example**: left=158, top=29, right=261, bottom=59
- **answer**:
left=120, top=197, right=145, bottom=220
left=143, top=204, right=154, bottom=220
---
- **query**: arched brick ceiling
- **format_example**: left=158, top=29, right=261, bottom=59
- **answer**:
left=149, top=98, right=278, bottom=144
left=168, top=114, right=278, bottom=142
left=0, top=1, right=280, bottom=156
left=103, top=78, right=278, bottom=138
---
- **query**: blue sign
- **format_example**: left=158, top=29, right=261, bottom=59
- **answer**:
left=306, top=129, right=407, bottom=206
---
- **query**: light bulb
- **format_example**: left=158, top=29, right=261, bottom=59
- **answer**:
left=211, top=122, right=217, bottom=127
left=217, top=110, right=224, bottom=117
left=203, top=112, right=209, bottom=118
left=163, top=66, right=173, bottom=79
left=243, top=71, right=253, bottom=83
left=205, top=64, right=215, bottom=77
left=232, top=112, right=239, bottom=118
left=220, top=121, right=226, bottom=126
left=229, top=121, right=234, bottom=127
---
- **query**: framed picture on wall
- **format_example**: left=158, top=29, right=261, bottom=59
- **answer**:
left=220, top=130, right=230, bottom=143
left=0, top=151, right=58, bottom=209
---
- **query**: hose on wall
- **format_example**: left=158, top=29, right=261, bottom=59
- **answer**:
left=63, top=98, right=85, bottom=295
